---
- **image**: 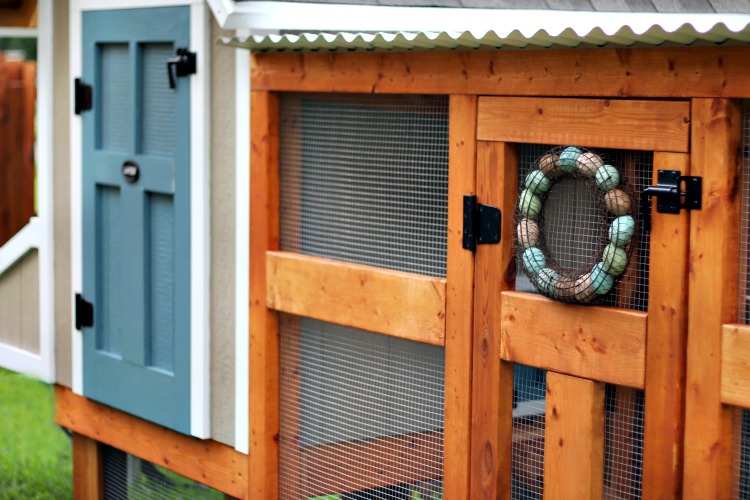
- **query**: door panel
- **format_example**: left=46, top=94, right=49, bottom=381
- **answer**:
left=472, top=97, right=691, bottom=499
left=81, top=7, right=191, bottom=434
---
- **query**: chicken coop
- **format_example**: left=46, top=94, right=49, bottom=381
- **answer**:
left=241, top=30, right=750, bottom=500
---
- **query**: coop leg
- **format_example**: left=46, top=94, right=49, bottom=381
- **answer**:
left=72, top=433, right=104, bottom=499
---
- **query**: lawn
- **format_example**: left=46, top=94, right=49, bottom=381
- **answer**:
left=0, top=368, right=72, bottom=499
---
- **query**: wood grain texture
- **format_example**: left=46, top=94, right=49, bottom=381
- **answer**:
left=251, top=46, right=750, bottom=98
left=721, top=324, right=750, bottom=408
left=72, top=433, right=103, bottom=500
left=470, top=141, right=518, bottom=500
left=543, top=373, right=605, bottom=500
left=501, top=291, right=647, bottom=388
left=477, top=97, right=690, bottom=152
left=249, top=91, right=280, bottom=500
left=641, top=152, right=690, bottom=499
left=442, top=94, right=477, bottom=500
left=266, top=251, right=446, bottom=345
left=683, top=98, right=742, bottom=500
left=56, top=387, right=247, bottom=498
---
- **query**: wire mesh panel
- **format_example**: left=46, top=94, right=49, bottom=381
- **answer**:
left=738, top=101, right=750, bottom=324
left=511, top=365, right=547, bottom=500
left=515, top=144, right=652, bottom=311
left=734, top=409, right=750, bottom=499
left=279, top=315, right=445, bottom=499
left=279, top=93, right=450, bottom=278
left=102, top=445, right=223, bottom=499
left=604, top=386, right=645, bottom=499
left=732, top=102, right=750, bottom=500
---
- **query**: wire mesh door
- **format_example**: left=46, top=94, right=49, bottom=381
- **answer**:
left=471, top=96, right=692, bottom=499
left=250, top=92, right=477, bottom=499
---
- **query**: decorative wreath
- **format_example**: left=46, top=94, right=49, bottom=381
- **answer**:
left=514, top=146, right=636, bottom=304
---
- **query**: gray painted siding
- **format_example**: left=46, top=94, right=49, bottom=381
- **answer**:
left=237, top=0, right=750, bottom=12
left=210, top=18, right=237, bottom=447
left=54, top=0, right=72, bottom=388
left=0, top=251, right=40, bottom=354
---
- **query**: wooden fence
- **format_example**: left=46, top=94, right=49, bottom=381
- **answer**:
left=0, top=54, right=35, bottom=247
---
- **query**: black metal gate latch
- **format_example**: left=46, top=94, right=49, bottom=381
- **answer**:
left=463, top=194, right=501, bottom=252
left=640, top=170, right=702, bottom=232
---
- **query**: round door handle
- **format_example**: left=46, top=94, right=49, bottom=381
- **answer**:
left=122, top=160, right=139, bottom=183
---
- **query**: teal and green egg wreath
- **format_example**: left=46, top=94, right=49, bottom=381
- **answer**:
left=514, top=146, right=636, bottom=304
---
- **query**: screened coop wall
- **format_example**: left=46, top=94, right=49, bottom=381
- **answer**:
left=278, top=93, right=450, bottom=278
left=515, top=144, right=652, bottom=311
left=276, top=93, right=449, bottom=498
left=101, top=445, right=223, bottom=499
left=279, top=316, right=445, bottom=498
left=732, top=101, right=750, bottom=499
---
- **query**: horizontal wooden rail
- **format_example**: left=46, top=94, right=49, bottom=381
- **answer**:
left=721, top=324, right=750, bottom=409
left=55, top=387, right=247, bottom=498
left=266, top=251, right=446, bottom=345
left=251, top=46, right=750, bottom=99
left=501, top=291, right=647, bottom=388
left=478, top=97, right=690, bottom=152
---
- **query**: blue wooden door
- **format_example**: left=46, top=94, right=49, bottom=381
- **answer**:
left=81, top=7, right=191, bottom=434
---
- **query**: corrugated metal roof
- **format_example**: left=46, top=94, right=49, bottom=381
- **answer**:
left=233, top=0, right=749, bottom=13
left=221, top=17, right=750, bottom=52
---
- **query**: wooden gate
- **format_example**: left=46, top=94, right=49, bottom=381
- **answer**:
left=0, top=55, right=35, bottom=246
left=471, top=96, right=693, bottom=499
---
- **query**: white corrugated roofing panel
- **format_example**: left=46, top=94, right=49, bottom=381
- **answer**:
left=220, top=16, right=750, bottom=52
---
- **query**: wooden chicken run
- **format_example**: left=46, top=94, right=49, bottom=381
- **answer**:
left=247, top=41, right=750, bottom=500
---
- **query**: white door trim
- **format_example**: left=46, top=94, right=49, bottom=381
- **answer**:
left=69, top=0, right=211, bottom=439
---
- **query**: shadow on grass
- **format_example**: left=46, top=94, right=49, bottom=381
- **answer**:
left=0, top=368, right=72, bottom=499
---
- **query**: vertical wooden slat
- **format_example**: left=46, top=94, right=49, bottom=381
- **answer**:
left=443, top=94, right=477, bottom=499
left=470, top=140, right=517, bottom=500
left=544, top=372, right=606, bottom=500
left=249, top=90, right=280, bottom=500
left=72, top=433, right=103, bottom=500
left=684, top=98, right=742, bottom=500
left=641, top=152, right=691, bottom=498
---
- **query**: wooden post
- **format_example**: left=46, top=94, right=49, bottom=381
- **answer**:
left=684, top=98, right=742, bottom=499
left=248, top=90, right=280, bottom=500
left=470, top=140, right=517, bottom=500
left=641, top=152, right=691, bottom=498
left=443, top=94, right=477, bottom=499
left=544, top=372, right=606, bottom=500
left=72, top=433, right=103, bottom=499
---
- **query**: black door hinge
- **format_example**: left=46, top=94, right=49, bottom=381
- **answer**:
left=74, top=78, right=92, bottom=115
left=167, top=48, right=197, bottom=89
left=640, top=170, right=702, bottom=232
left=75, top=293, right=94, bottom=330
left=463, top=194, right=501, bottom=252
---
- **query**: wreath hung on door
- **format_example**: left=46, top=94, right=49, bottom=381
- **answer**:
left=514, top=146, right=636, bottom=304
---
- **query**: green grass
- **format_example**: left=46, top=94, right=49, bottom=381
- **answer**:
left=0, top=368, right=72, bottom=499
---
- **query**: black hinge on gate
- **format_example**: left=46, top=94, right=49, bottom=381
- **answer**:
left=74, top=78, right=92, bottom=115
left=463, top=194, right=501, bottom=252
left=167, top=48, right=197, bottom=89
left=75, top=293, right=94, bottom=331
left=640, top=169, right=702, bottom=232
